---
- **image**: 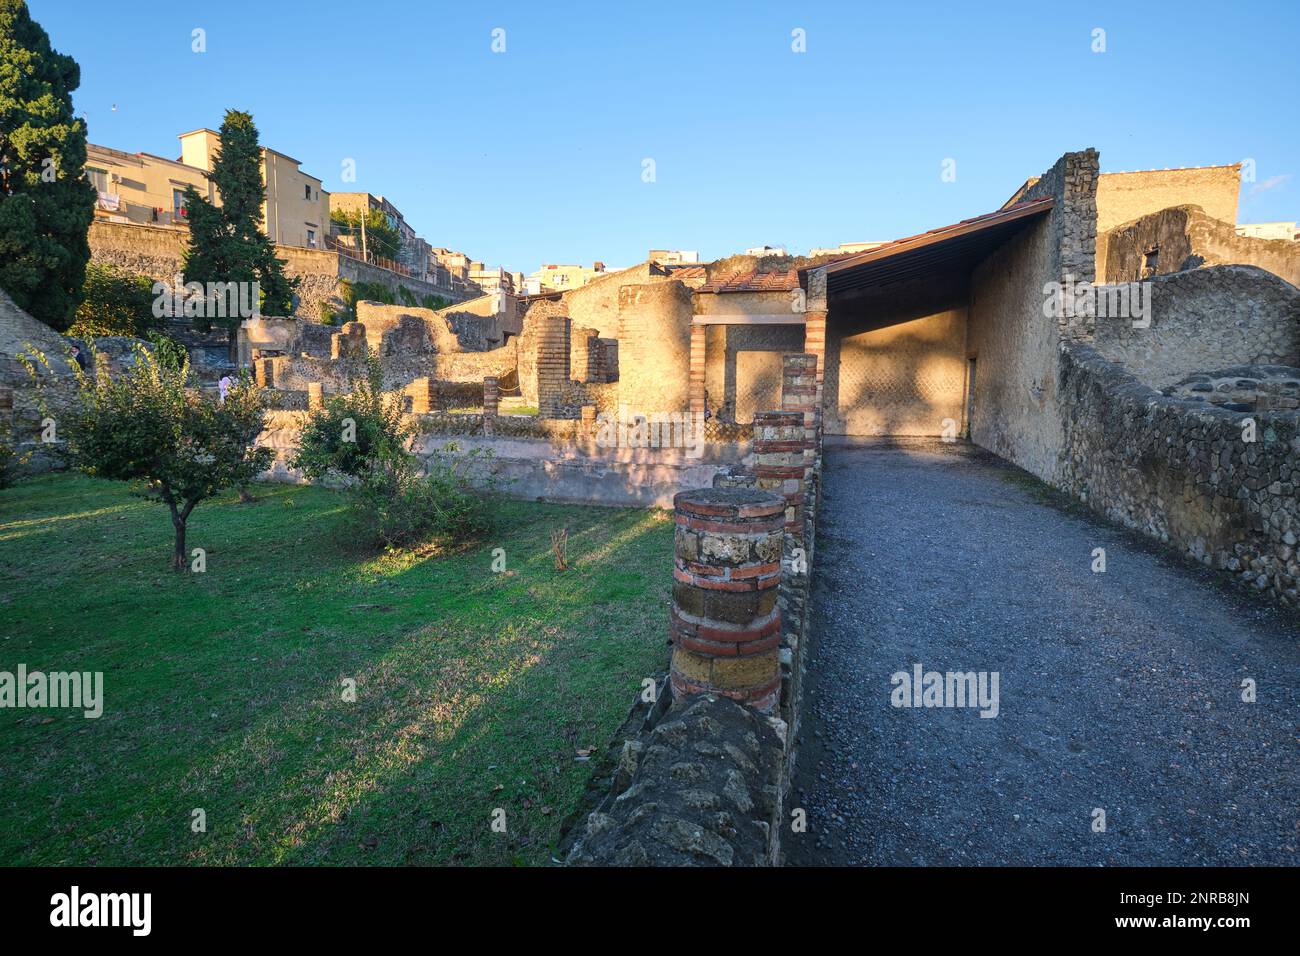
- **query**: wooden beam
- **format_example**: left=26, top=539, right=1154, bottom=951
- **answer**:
left=692, top=313, right=808, bottom=326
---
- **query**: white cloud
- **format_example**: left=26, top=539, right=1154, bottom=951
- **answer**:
left=1248, top=173, right=1292, bottom=197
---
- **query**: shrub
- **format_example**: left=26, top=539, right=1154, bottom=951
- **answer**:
left=0, top=435, right=29, bottom=489
left=292, top=350, right=494, bottom=550
left=291, top=348, right=409, bottom=481
left=345, top=445, right=494, bottom=550
left=68, top=263, right=159, bottom=338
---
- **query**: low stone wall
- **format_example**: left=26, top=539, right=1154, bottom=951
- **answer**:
left=254, top=409, right=747, bottom=508
left=433, top=349, right=518, bottom=383
left=565, top=693, right=783, bottom=866
left=1058, top=342, right=1300, bottom=608
left=1094, top=265, right=1300, bottom=389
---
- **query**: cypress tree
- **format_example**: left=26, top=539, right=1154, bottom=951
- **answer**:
left=0, top=0, right=96, bottom=331
left=182, top=109, right=297, bottom=333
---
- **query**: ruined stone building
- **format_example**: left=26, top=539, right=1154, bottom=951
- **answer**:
left=232, top=148, right=1297, bottom=607
left=4, top=147, right=1298, bottom=608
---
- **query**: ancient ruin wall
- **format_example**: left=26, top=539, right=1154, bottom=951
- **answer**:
left=88, top=219, right=187, bottom=280
left=87, top=220, right=466, bottom=324
left=1102, top=205, right=1300, bottom=287
left=822, top=277, right=968, bottom=437
left=692, top=290, right=804, bottom=425
left=1059, top=343, right=1300, bottom=609
left=617, top=281, right=694, bottom=415
left=967, top=149, right=1099, bottom=482
left=559, top=262, right=666, bottom=339
left=1094, top=165, right=1241, bottom=274
left=564, top=363, right=825, bottom=866
left=1094, top=266, right=1300, bottom=390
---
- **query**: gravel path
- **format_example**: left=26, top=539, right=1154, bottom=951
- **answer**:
left=787, top=438, right=1300, bottom=866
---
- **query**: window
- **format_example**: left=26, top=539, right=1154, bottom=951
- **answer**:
left=86, top=167, right=108, bottom=192
left=307, top=229, right=316, bottom=248
left=304, top=184, right=311, bottom=200
left=173, top=188, right=187, bottom=219
left=1142, top=246, right=1159, bottom=279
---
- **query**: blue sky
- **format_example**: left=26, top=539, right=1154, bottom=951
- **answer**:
left=31, top=0, right=1299, bottom=274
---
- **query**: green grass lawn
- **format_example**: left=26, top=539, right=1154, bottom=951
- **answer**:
left=0, top=474, right=673, bottom=866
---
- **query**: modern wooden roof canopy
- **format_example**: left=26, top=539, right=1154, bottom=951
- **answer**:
left=805, top=197, right=1055, bottom=297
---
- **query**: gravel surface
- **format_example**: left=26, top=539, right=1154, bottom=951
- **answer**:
left=787, top=438, right=1300, bottom=866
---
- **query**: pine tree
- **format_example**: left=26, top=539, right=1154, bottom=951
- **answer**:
left=182, top=109, right=297, bottom=333
left=0, top=0, right=96, bottom=331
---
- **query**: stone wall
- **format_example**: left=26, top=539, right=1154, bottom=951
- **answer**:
left=435, top=292, right=524, bottom=350
left=88, top=219, right=186, bottom=280
left=1094, top=265, right=1300, bottom=389
left=1102, top=205, right=1300, bottom=287
left=535, top=315, right=572, bottom=418
left=1058, top=343, right=1300, bottom=609
left=0, top=287, right=81, bottom=472
left=823, top=276, right=968, bottom=436
left=254, top=409, right=746, bottom=506
left=559, top=262, right=666, bottom=339
left=700, top=324, right=806, bottom=424
left=1095, top=165, right=1241, bottom=273
left=283, top=246, right=469, bottom=321
left=616, top=281, right=695, bottom=416
left=967, top=150, right=1100, bottom=481
left=87, top=220, right=469, bottom=326
left=0, top=287, right=155, bottom=472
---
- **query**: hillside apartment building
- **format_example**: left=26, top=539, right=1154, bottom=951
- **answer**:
left=85, top=129, right=328, bottom=251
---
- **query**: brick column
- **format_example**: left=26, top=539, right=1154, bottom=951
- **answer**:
left=781, top=352, right=818, bottom=429
left=255, top=358, right=275, bottom=388
left=752, top=410, right=807, bottom=541
left=307, top=382, right=323, bottom=411
left=689, top=323, right=706, bottom=416
left=802, top=311, right=826, bottom=387
left=536, top=315, right=571, bottom=419
left=670, top=488, right=784, bottom=711
left=483, top=376, right=499, bottom=436
left=409, top=376, right=435, bottom=414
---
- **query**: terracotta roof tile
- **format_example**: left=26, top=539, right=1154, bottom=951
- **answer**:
left=696, top=268, right=800, bottom=293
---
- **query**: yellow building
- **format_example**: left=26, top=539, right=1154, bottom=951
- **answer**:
left=174, top=128, right=329, bottom=248
left=84, top=143, right=214, bottom=226
left=526, top=262, right=606, bottom=293
left=86, top=131, right=328, bottom=249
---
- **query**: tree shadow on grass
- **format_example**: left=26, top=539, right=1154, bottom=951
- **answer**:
left=0, top=481, right=671, bottom=866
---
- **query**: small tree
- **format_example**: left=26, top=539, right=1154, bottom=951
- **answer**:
left=329, top=207, right=402, bottom=262
left=53, top=344, right=272, bottom=568
left=182, top=109, right=298, bottom=333
left=291, top=347, right=408, bottom=482
left=0, top=0, right=97, bottom=331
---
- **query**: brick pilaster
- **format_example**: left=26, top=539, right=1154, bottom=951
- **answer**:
left=689, top=323, right=707, bottom=416
left=536, top=315, right=571, bottom=419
